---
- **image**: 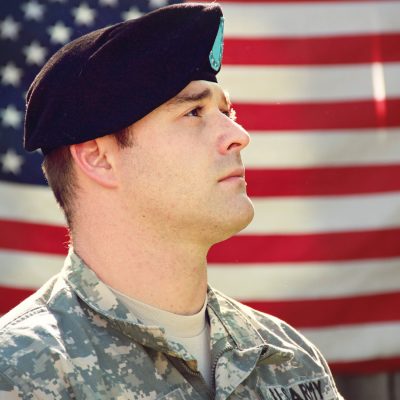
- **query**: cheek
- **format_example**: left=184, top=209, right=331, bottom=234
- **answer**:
left=120, top=128, right=213, bottom=195
left=121, top=150, right=185, bottom=194
left=151, top=140, right=208, bottom=180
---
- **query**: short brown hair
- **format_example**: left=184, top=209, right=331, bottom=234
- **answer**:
left=42, top=127, right=133, bottom=228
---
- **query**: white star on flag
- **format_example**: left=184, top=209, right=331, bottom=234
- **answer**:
left=99, top=0, right=118, bottom=6
left=47, top=21, right=72, bottom=44
left=21, top=0, right=45, bottom=22
left=121, top=7, right=143, bottom=21
left=72, top=3, right=97, bottom=26
left=149, top=0, right=168, bottom=9
left=23, top=41, right=48, bottom=66
left=1, top=105, right=23, bottom=129
left=0, top=149, right=24, bottom=175
left=0, top=63, right=23, bottom=87
left=0, top=16, right=21, bottom=40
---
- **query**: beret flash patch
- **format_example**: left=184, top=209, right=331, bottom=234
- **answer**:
left=209, top=17, right=224, bottom=72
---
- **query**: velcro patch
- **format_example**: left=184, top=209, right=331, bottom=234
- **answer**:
left=209, top=17, right=224, bottom=71
left=260, top=375, right=338, bottom=400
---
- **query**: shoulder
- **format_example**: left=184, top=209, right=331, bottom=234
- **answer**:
left=0, top=303, right=62, bottom=361
left=210, top=287, right=296, bottom=334
left=210, top=287, right=328, bottom=365
left=0, top=277, right=79, bottom=397
left=210, top=289, right=344, bottom=398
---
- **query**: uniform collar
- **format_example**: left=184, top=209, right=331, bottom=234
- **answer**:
left=61, top=249, right=194, bottom=361
left=61, top=249, right=293, bottom=364
left=207, top=286, right=266, bottom=349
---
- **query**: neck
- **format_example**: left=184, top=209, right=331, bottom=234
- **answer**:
left=72, top=209, right=209, bottom=315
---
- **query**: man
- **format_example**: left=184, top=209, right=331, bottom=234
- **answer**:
left=0, top=3, right=343, bottom=399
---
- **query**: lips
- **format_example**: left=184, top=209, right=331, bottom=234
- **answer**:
left=218, top=168, right=245, bottom=182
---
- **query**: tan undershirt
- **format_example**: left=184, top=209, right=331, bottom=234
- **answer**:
left=108, top=286, right=212, bottom=387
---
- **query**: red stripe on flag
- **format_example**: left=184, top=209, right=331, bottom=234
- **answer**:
left=0, top=219, right=68, bottom=255
left=224, top=34, right=400, bottom=65
left=208, top=229, right=400, bottom=262
left=331, top=357, right=400, bottom=374
left=2, top=285, right=399, bottom=328
left=244, top=292, right=400, bottom=328
left=235, top=99, right=400, bottom=131
left=246, top=165, right=400, bottom=197
left=4, top=288, right=398, bottom=332
left=0, top=286, right=34, bottom=314
left=2, top=220, right=400, bottom=262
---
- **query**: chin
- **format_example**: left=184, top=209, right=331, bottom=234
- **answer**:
left=231, top=199, right=255, bottom=233
left=212, top=197, right=255, bottom=243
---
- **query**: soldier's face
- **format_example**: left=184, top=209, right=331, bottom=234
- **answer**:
left=115, top=80, right=254, bottom=245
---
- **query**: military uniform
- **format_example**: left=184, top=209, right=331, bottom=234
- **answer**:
left=0, top=251, right=343, bottom=400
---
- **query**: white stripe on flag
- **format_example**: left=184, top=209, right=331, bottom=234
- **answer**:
left=0, top=181, right=64, bottom=225
left=0, top=251, right=64, bottom=289
left=243, top=129, right=400, bottom=168
left=209, top=258, right=400, bottom=301
left=2, top=181, right=400, bottom=233
left=301, top=322, right=400, bottom=362
left=3, top=250, right=400, bottom=301
left=223, top=1, right=400, bottom=37
left=219, top=64, right=400, bottom=102
left=245, top=193, right=400, bottom=234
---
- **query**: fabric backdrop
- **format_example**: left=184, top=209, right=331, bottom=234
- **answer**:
left=1, top=0, right=399, bottom=374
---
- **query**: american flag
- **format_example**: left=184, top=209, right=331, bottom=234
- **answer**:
left=1, top=0, right=400, bottom=375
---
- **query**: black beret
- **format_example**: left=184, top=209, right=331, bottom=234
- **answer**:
left=24, top=3, right=224, bottom=154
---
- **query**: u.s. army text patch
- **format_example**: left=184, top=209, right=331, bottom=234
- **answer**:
left=260, top=375, right=338, bottom=400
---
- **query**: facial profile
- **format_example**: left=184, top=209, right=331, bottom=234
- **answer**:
left=112, top=80, right=254, bottom=245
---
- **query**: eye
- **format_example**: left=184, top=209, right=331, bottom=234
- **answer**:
left=185, top=106, right=203, bottom=117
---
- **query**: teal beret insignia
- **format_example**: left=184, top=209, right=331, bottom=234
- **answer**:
left=209, top=17, right=224, bottom=71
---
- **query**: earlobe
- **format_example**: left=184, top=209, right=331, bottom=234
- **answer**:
left=70, top=138, right=118, bottom=188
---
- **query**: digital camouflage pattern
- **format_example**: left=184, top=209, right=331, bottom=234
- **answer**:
left=0, top=250, right=343, bottom=399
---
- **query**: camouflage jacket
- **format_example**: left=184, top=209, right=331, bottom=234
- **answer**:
left=0, top=251, right=343, bottom=400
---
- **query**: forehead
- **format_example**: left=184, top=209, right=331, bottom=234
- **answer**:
left=132, top=80, right=231, bottom=127
left=165, top=80, right=230, bottom=108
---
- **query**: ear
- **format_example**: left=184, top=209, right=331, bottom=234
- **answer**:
left=70, top=137, right=118, bottom=188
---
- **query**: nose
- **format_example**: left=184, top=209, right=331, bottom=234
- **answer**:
left=218, top=117, right=250, bottom=155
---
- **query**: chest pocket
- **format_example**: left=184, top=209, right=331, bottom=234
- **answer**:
left=258, top=374, right=340, bottom=400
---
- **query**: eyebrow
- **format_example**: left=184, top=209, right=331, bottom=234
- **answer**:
left=167, top=88, right=212, bottom=107
left=167, top=87, right=231, bottom=108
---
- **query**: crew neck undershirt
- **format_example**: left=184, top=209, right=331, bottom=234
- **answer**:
left=108, top=286, right=212, bottom=387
